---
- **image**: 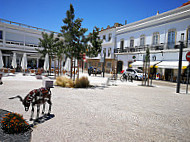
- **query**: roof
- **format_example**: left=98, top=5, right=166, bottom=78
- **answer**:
left=180, top=1, right=190, bottom=7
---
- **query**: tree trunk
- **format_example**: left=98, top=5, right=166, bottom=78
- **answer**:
left=142, top=60, right=145, bottom=86
left=77, top=60, right=79, bottom=79
left=145, top=61, right=147, bottom=86
left=54, top=59, right=56, bottom=79
left=73, top=59, right=76, bottom=81
left=60, top=56, right=62, bottom=76
left=70, top=57, right=73, bottom=79
left=58, top=58, right=60, bottom=76
left=147, top=61, right=150, bottom=86
left=49, top=56, right=51, bottom=76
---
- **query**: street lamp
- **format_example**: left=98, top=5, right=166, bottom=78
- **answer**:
left=176, top=33, right=185, bottom=93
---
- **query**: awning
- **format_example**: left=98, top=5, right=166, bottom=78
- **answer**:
left=130, top=61, right=161, bottom=68
left=156, top=61, right=189, bottom=69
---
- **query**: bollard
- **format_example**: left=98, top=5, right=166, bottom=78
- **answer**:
left=0, top=73, right=3, bottom=85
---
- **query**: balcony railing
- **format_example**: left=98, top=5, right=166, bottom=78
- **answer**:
left=0, top=18, right=59, bottom=34
left=114, top=42, right=190, bottom=53
left=5, top=40, right=41, bottom=48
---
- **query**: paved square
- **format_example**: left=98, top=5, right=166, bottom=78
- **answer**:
left=0, top=73, right=190, bottom=141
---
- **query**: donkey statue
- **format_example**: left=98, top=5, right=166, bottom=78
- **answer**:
left=9, top=87, right=52, bottom=121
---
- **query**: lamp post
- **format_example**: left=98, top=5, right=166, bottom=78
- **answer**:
left=176, top=33, right=184, bottom=93
left=102, top=51, right=106, bottom=78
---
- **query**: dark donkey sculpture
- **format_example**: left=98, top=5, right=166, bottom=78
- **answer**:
left=9, top=87, right=52, bottom=121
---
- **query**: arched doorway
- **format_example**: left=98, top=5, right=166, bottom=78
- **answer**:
left=117, top=61, right=123, bottom=73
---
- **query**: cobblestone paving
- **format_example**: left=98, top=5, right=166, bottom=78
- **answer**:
left=0, top=74, right=190, bottom=142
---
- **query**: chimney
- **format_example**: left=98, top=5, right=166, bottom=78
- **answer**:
left=125, top=20, right=127, bottom=25
left=107, top=25, right=110, bottom=29
left=157, top=11, right=159, bottom=15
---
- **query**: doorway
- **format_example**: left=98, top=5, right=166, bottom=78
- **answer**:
left=117, top=61, right=123, bottom=73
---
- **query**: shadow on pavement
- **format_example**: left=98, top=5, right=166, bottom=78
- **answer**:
left=30, top=114, right=55, bottom=127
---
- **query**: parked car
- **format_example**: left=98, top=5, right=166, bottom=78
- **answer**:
left=88, top=67, right=102, bottom=76
left=125, top=68, right=146, bottom=80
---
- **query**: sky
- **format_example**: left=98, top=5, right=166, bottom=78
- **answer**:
left=1, top=0, right=188, bottom=35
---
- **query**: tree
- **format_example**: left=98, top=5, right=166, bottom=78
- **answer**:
left=53, top=39, right=65, bottom=77
left=142, top=48, right=150, bottom=86
left=86, top=27, right=103, bottom=58
left=60, top=4, right=88, bottom=80
left=36, top=32, right=56, bottom=75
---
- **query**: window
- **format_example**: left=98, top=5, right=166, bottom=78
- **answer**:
left=102, top=48, right=106, bottom=56
left=167, top=30, right=176, bottom=49
left=152, top=32, right=159, bottom=45
left=120, top=40, right=124, bottom=51
left=108, top=48, right=111, bottom=57
left=108, top=33, right=112, bottom=41
left=130, top=37, right=134, bottom=47
left=107, top=62, right=112, bottom=68
left=188, top=28, right=190, bottom=41
left=98, top=62, right=101, bottom=67
left=0, top=31, right=2, bottom=39
left=103, top=35, right=106, bottom=40
left=140, top=35, right=145, bottom=46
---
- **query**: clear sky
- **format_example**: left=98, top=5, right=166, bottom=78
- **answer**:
left=1, top=0, right=188, bottom=34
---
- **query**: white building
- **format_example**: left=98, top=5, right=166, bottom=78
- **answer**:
left=114, top=2, right=190, bottom=81
left=86, top=23, right=122, bottom=73
left=0, top=18, right=59, bottom=70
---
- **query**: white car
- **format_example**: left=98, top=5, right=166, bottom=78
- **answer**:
left=125, top=68, right=145, bottom=80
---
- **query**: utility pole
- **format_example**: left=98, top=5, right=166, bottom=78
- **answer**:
left=102, top=51, right=106, bottom=78
left=176, top=33, right=184, bottom=93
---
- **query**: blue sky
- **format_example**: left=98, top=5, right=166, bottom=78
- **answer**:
left=1, top=0, right=188, bottom=34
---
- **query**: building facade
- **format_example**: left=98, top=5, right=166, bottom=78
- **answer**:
left=0, top=19, right=59, bottom=70
left=115, top=3, right=190, bottom=81
left=85, top=23, right=122, bottom=73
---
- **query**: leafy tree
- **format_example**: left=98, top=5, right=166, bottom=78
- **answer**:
left=86, top=27, right=103, bottom=58
left=53, top=39, right=65, bottom=76
left=36, top=32, right=56, bottom=74
left=60, top=4, right=88, bottom=80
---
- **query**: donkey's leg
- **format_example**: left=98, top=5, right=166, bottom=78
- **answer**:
left=42, top=103, right=45, bottom=114
left=47, top=100, right=52, bottom=115
left=30, top=105, right=34, bottom=121
left=36, top=104, right=40, bottom=120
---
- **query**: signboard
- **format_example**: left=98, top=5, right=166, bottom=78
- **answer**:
left=186, top=51, right=190, bottom=62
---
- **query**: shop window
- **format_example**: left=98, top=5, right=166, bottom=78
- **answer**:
left=98, top=62, right=101, bottom=67
left=130, top=37, right=134, bottom=47
left=108, top=33, right=112, bottom=41
left=152, top=32, right=159, bottom=45
left=107, top=62, right=112, bottom=68
left=140, top=35, right=145, bottom=46
left=167, top=29, right=176, bottom=49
